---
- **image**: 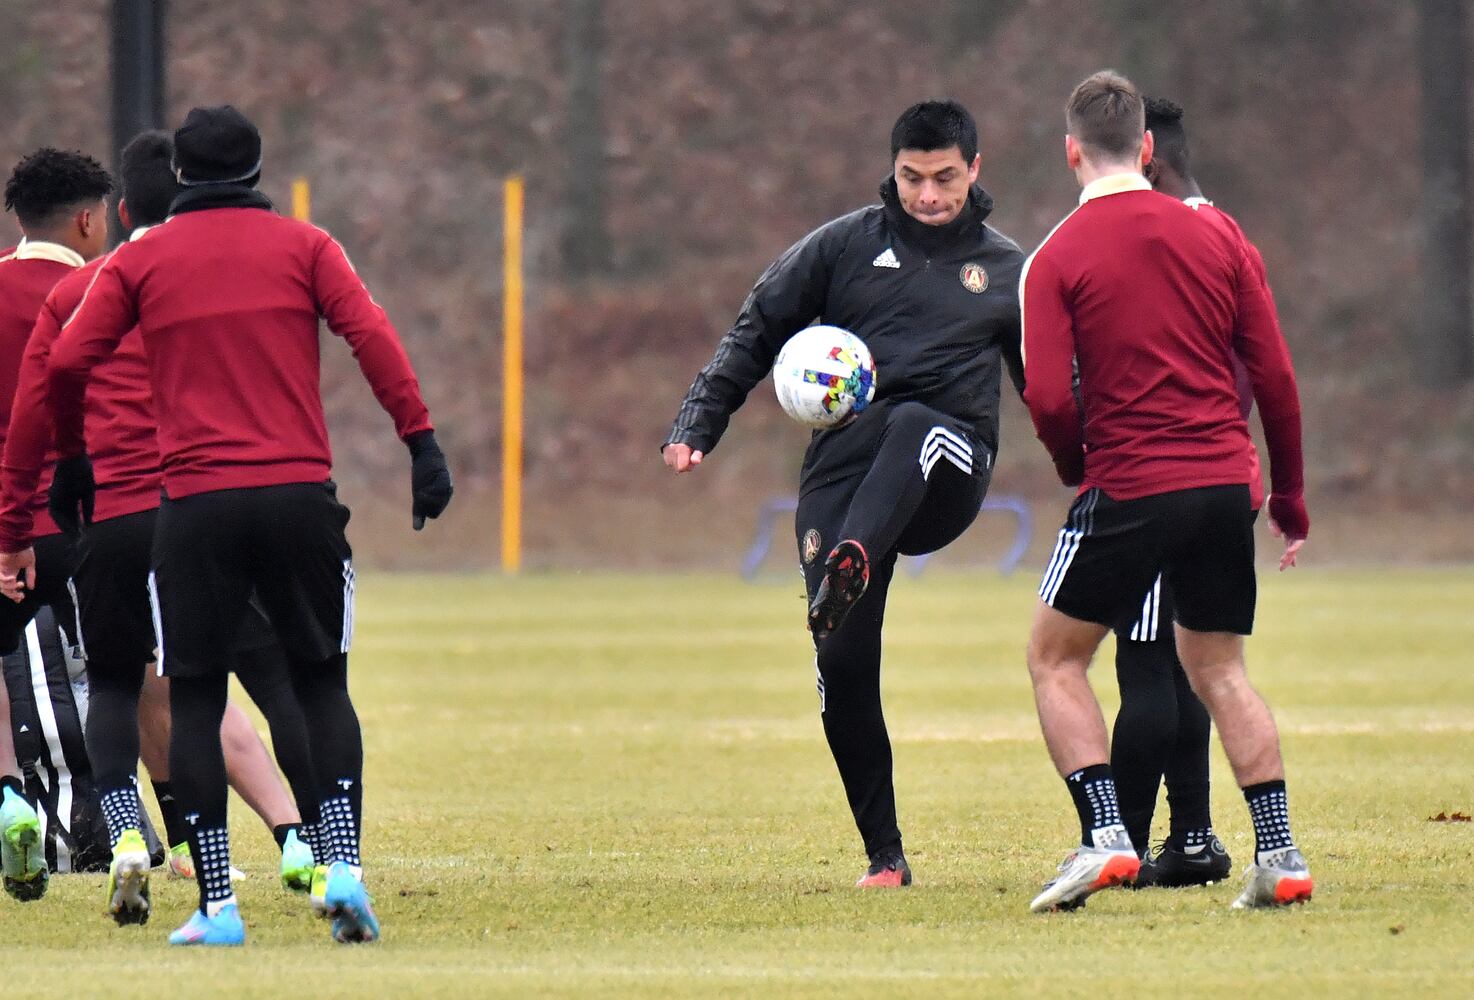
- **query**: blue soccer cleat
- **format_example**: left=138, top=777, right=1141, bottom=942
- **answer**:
left=323, top=862, right=380, bottom=944
left=168, top=903, right=246, bottom=946
left=1, top=785, right=48, bottom=901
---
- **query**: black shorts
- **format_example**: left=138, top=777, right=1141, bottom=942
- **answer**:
left=0, top=533, right=78, bottom=656
left=1040, top=484, right=1256, bottom=636
left=151, top=482, right=353, bottom=677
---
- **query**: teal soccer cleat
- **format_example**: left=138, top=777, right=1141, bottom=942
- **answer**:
left=324, top=862, right=381, bottom=943
left=168, top=903, right=246, bottom=946
left=1, top=786, right=47, bottom=901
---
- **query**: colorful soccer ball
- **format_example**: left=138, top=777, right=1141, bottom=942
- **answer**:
left=772, top=326, right=877, bottom=429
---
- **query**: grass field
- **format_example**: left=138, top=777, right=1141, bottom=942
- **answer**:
left=6, top=567, right=1474, bottom=997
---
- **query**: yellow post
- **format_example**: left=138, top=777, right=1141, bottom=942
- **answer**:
left=291, top=177, right=311, bottom=222
left=501, top=176, right=525, bottom=574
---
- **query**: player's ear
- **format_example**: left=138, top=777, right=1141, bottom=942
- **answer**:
left=967, top=153, right=981, bottom=185
left=1140, top=129, right=1155, bottom=168
left=118, top=198, right=133, bottom=232
left=1064, top=134, right=1082, bottom=171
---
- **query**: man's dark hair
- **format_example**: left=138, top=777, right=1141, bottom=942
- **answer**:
left=1066, top=70, right=1145, bottom=160
left=891, top=100, right=978, bottom=163
left=1144, top=96, right=1190, bottom=178
left=120, top=130, right=182, bottom=227
left=3, top=148, right=114, bottom=229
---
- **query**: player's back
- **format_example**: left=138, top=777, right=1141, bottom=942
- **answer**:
left=107, top=207, right=336, bottom=496
left=1033, top=185, right=1255, bottom=498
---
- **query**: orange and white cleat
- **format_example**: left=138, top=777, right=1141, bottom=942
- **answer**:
left=856, top=850, right=912, bottom=888
left=1030, top=827, right=1140, bottom=912
left=1231, top=848, right=1313, bottom=909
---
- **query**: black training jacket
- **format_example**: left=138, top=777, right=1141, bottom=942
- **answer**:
left=664, top=178, right=1024, bottom=485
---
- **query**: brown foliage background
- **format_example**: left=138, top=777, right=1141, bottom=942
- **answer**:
left=3, top=1, right=1470, bottom=568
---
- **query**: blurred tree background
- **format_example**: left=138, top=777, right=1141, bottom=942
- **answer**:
left=2, top=0, right=1470, bottom=568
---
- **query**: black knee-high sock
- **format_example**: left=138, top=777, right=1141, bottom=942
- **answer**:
left=813, top=561, right=900, bottom=860
left=289, top=653, right=363, bottom=870
left=1164, top=661, right=1214, bottom=845
left=1110, top=634, right=1178, bottom=851
left=150, top=781, right=190, bottom=848
left=84, top=657, right=148, bottom=846
left=236, top=643, right=321, bottom=832
left=168, top=673, right=233, bottom=914
left=837, top=405, right=950, bottom=558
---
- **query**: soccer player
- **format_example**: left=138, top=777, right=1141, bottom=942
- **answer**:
left=663, top=101, right=1024, bottom=887
left=0, top=148, right=112, bottom=902
left=1020, top=71, right=1311, bottom=912
left=7, top=105, right=452, bottom=945
left=1112, top=96, right=1270, bottom=888
left=0, top=129, right=327, bottom=922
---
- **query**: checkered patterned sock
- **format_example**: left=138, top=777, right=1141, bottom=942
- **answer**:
left=99, top=779, right=143, bottom=847
left=190, top=824, right=236, bottom=915
left=320, top=793, right=362, bottom=870
left=299, top=823, right=320, bottom=862
left=1065, top=764, right=1126, bottom=849
left=1244, top=780, right=1295, bottom=863
left=1181, top=826, right=1214, bottom=851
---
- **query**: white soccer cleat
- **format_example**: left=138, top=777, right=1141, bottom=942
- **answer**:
left=1231, top=848, right=1313, bottom=909
left=1030, top=825, right=1141, bottom=913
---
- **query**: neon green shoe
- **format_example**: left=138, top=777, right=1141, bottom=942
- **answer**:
left=309, top=864, right=330, bottom=917
left=280, top=829, right=315, bottom=892
left=1, top=786, right=47, bottom=901
left=167, top=842, right=195, bottom=880
left=106, top=829, right=151, bottom=925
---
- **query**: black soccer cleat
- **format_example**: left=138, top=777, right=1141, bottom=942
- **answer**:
left=808, top=540, right=870, bottom=643
left=1135, top=834, right=1232, bottom=888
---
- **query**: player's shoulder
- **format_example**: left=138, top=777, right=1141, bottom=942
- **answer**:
left=981, top=223, right=1024, bottom=260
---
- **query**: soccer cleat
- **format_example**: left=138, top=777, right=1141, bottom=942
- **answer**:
left=279, top=829, right=315, bottom=892
left=168, top=903, right=245, bottom=946
left=309, top=864, right=330, bottom=917
left=808, top=540, right=870, bottom=642
left=1030, top=827, right=1141, bottom=913
left=1232, top=848, right=1313, bottom=909
left=1137, top=835, right=1232, bottom=888
left=106, top=829, right=152, bottom=925
left=323, top=862, right=380, bottom=943
left=1, top=786, right=47, bottom=901
left=856, top=850, right=912, bottom=888
left=168, top=842, right=248, bottom=882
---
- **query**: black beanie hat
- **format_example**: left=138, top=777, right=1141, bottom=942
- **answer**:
left=172, top=105, right=262, bottom=187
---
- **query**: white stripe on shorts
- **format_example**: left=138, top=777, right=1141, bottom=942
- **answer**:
left=340, top=559, right=356, bottom=654
left=919, top=426, right=973, bottom=480
left=1127, top=575, right=1163, bottom=642
left=1039, top=490, right=1098, bottom=605
left=147, top=571, right=164, bottom=676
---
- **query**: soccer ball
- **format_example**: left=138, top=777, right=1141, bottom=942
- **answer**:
left=772, top=326, right=877, bottom=429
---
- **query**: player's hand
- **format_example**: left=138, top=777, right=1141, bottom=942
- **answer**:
left=662, top=443, right=704, bottom=474
left=48, top=454, right=95, bottom=537
left=1053, top=452, right=1084, bottom=488
left=1267, top=492, right=1309, bottom=571
left=406, top=430, right=453, bottom=531
left=0, top=547, right=36, bottom=603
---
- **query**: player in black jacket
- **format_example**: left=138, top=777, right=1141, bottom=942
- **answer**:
left=663, top=101, right=1024, bottom=887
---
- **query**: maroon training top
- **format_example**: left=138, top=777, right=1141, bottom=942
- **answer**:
left=1020, top=173, right=1305, bottom=535
left=0, top=242, right=82, bottom=542
left=45, top=207, right=432, bottom=507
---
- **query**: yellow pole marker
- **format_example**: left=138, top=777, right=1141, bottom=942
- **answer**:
left=502, top=176, right=525, bottom=574
left=291, top=177, right=311, bottom=222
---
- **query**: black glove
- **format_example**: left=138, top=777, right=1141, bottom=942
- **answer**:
left=49, top=454, right=96, bottom=537
left=406, top=430, right=453, bottom=530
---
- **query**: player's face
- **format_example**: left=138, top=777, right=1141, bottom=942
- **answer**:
left=893, top=147, right=980, bottom=226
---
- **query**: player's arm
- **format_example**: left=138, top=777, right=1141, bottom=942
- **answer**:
left=0, top=300, right=66, bottom=599
left=1229, top=240, right=1307, bottom=567
left=662, top=218, right=844, bottom=472
left=47, top=261, right=136, bottom=458
left=1019, top=250, right=1084, bottom=486
left=311, top=233, right=452, bottom=529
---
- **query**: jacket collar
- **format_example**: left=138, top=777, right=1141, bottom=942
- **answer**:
left=879, top=176, right=992, bottom=253
left=11, top=239, right=85, bottom=268
left=1078, top=172, right=1153, bottom=205
left=168, top=183, right=275, bottom=217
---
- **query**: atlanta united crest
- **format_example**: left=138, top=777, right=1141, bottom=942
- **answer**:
left=802, top=529, right=822, bottom=564
left=960, top=262, right=988, bottom=293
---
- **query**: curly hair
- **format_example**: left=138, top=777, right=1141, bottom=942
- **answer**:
left=4, top=147, right=114, bottom=228
left=1144, top=96, right=1191, bottom=177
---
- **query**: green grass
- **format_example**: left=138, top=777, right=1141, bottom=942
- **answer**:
left=7, top=568, right=1474, bottom=998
